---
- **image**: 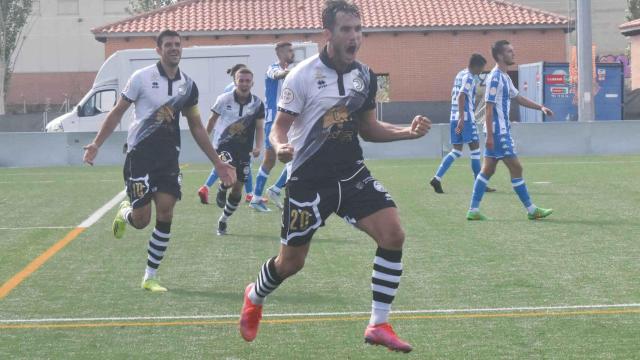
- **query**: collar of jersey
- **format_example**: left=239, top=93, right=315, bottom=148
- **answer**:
left=320, top=46, right=357, bottom=74
left=156, top=61, right=182, bottom=81
left=233, top=91, right=252, bottom=105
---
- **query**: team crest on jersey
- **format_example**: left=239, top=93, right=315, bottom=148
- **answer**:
left=178, top=84, right=187, bottom=96
left=219, top=151, right=233, bottom=163
left=243, top=166, right=250, bottom=175
left=373, top=181, right=387, bottom=193
left=464, top=82, right=472, bottom=90
left=281, top=88, right=294, bottom=104
left=489, top=87, right=498, bottom=96
left=352, top=77, right=365, bottom=92
left=323, top=106, right=349, bottom=129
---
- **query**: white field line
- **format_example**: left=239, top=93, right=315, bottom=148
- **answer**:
left=0, top=226, right=74, bottom=230
left=2, top=303, right=640, bottom=324
left=78, top=191, right=126, bottom=228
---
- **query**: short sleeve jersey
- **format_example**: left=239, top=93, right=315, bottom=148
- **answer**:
left=211, top=91, right=265, bottom=153
left=485, top=65, right=519, bottom=135
left=277, top=47, right=377, bottom=180
left=121, top=62, right=199, bottom=151
left=450, top=69, right=477, bottom=123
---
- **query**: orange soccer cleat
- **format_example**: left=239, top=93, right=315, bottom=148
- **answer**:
left=197, top=185, right=209, bottom=204
left=364, top=323, right=413, bottom=353
left=239, top=283, right=263, bottom=342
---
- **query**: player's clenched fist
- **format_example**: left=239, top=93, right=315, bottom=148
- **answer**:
left=276, top=143, right=295, bottom=163
left=409, top=115, right=431, bottom=138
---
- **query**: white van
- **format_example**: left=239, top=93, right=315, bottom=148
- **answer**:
left=46, top=42, right=318, bottom=132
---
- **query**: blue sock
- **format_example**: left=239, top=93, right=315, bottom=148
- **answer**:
left=470, top=149, right=481, bottom=179
left=511, top=178, right=535, bottom=212
left=434, top=149, right=462, bottom=180
left=244, top=163, right=253, bottom=194
left=205, top=168, right=218, bottom=188
left=469, top=173, right=491, bottom=210
left=253, top=166, right=270, bottom=197
left=274, top=168, right=288, bottom=191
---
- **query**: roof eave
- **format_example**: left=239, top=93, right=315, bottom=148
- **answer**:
left=93, top=23, right=573, bottom=41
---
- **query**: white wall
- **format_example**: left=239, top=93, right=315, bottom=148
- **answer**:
left=13, top=0, right=131, bottom=73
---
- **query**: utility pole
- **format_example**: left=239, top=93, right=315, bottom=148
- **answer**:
left=577, top=0, right=594, bottom=122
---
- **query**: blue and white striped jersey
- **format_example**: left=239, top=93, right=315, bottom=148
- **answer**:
left=223, top=82, right=235, bottom=93
left=265, top=62, right=286, bottom=122
left=485, top=65, right=519, bottom=135
left=450, top=69, right=476, bottom=123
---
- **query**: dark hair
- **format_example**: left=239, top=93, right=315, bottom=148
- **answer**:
left=156, top=29, right=180, bottom=48
left=322, top=0, right=361, bottom=30
left=226, top=63, right=247, bottom=78
left=491, top=40, right=510, bottom=62
left=275, top=41, right=292, bottom=51
left=235, top=68, right=254, bottom=77
left=469, top=53, right=487, bottom=68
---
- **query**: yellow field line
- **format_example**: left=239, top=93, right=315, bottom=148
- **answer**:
left=2, top=308, right=639, bottom=330
left=0, top=227, right=86, bottom=299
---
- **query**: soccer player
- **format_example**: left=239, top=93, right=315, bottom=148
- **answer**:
left=430, top=54, right=489, bottom=194
left=467, top=40, right=554, bottom=221
left=82, top=30, right=236, bottom=292
left=238, top=1, right=431, bottom=353
left=206, top=68, right=265, bottom=235
left=198, top=63, right=255, bottom=204
left=249, top=42, right=295, bottom=212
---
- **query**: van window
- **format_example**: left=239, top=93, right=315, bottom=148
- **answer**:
left=79, top=90, right=117, bottom=117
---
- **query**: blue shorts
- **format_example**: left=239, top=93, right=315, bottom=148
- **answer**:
left=484, top=133, right=517, bottom=159
left=450, top=121, right=479, bottom=145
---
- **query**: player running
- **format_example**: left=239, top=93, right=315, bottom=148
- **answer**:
left=198, top=64, right=256, bottom=204
left=82, top=30, right=235, bottom=292
left=430, top=54, right=494, bottom=193
left=205, top=68, right=265, bottom=235
left=238, top=0, right=431, bottom=353
left=249, top=42, right=295, bottom=212
left=467, top=40, right=553, bottom=221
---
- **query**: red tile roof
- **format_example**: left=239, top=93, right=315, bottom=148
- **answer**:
left=93, top=0, right=571, bottom=37
left=620, top=18, right=640, bottom=36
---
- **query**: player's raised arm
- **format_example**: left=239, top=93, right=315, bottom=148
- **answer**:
left=82, top=96, right=131, bottom=165
left=270, top=111, right=296, bottom=163
left=358, top=109, right=431, bottom=142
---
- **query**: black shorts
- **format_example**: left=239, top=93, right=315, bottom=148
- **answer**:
left=280, top=166, right=396, bottom=246
left=123, top=144, right=181, bottom=209
left=217, top=145, right=251, bottom=184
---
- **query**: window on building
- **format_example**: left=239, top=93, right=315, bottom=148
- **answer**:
left=58, top=0, right=79, bottom=15
left=104, top=0, right=129, bottom=15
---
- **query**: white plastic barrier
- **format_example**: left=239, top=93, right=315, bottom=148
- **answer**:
left=1, top=121, right=639, bottom=168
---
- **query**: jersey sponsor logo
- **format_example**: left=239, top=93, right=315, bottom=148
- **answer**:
left=314, top=69, right=326, bottom=80
left=352, top=77, right=365, bottom=92
left=156, top=105, right=175, bottom=124
left=281, top=88, right=294, bottom=104
left=178, top=84, right=187, bottom=96
left=322, top=106, right=349, bottom=129
left=228, top=122, right=246, bottom=136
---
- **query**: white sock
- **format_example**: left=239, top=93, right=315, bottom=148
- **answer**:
left=248, top=286, right=264, bottom=305
left=219, top=214, right=228, bottom=223
left=369, top=305, right=390, bottom=325
left=469, top=207, right=479, bottom=212
left=144, top=267, right=156, bottom=281
left=527, top=204, right=537, bottom=214
left=434, top=175, right=442, bottom=181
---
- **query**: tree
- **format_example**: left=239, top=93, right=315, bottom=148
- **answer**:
left=128, top=0, right=179, bottom=14
left=0, top=0, right=32, bottom=115
left=627, top=0, right=640, bottom=21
